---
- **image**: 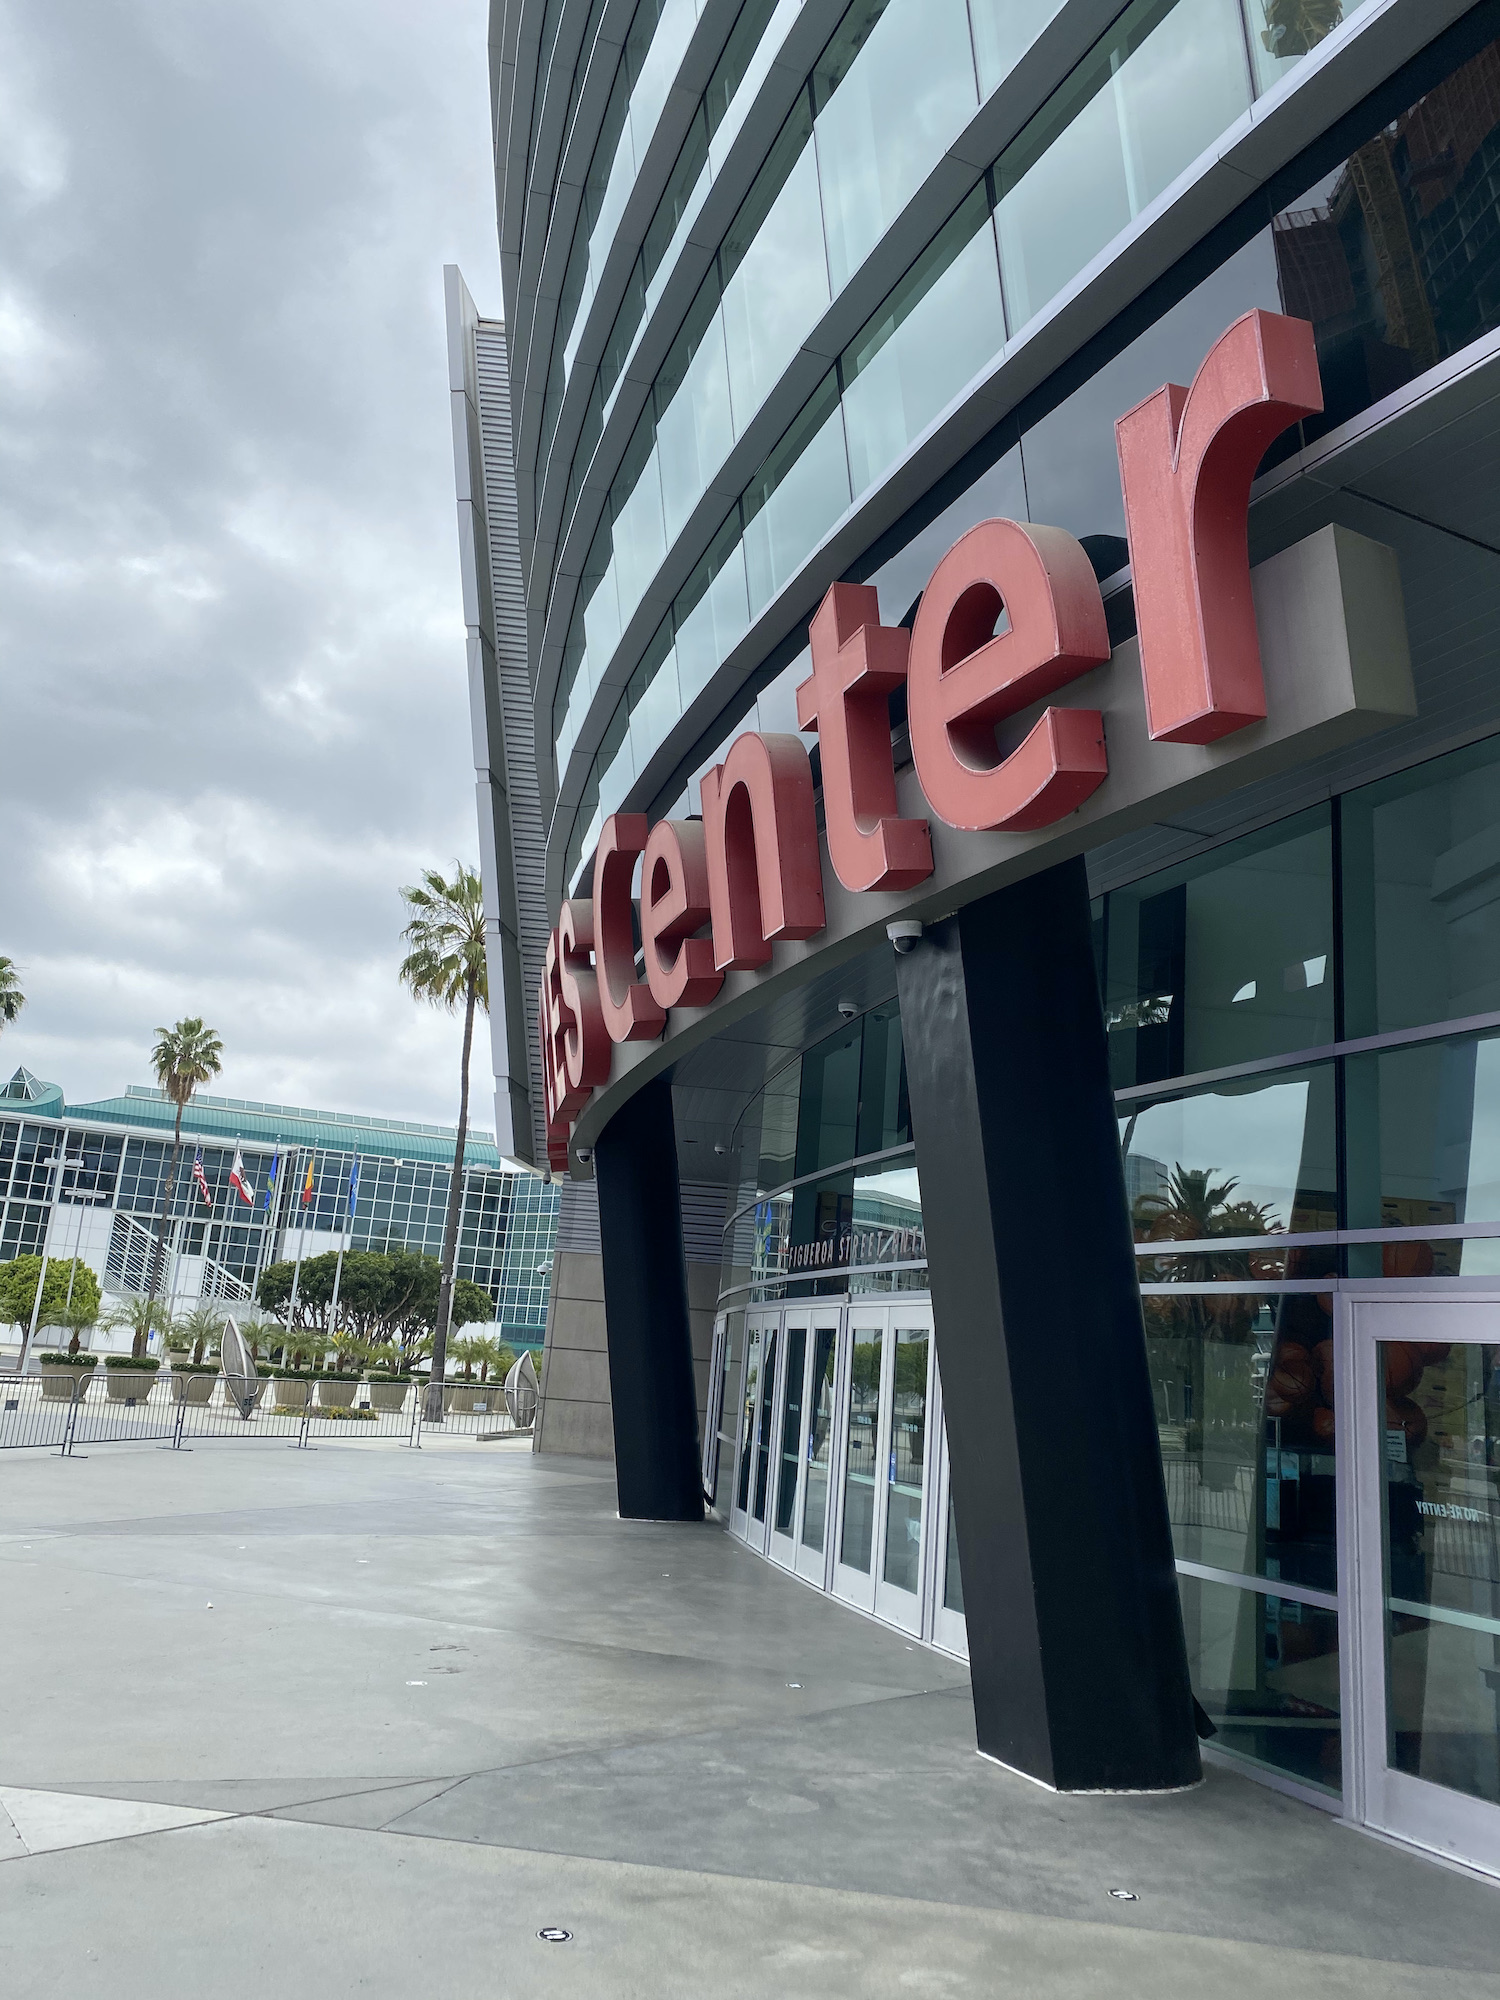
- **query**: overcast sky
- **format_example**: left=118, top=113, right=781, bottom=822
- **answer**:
left=0, top=0, right=504, bottom=1131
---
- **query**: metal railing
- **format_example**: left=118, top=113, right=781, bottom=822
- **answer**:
left=0, top=1371, right=531, bottom=1456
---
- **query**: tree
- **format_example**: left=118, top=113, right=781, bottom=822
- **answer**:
left=451, top=1278, right=494, bottom=1332
left=0, top=1256, right=100, bottom=1330
left=0, top=957, right=23, bottom=1035
left=175, top=1302, right=228, bottom=1365
left=398, top=864, right=488, bottom=1423
left=41, top=1296, right=100, bottom=1357
left=104, top=1292, right=173, bottom=1356
left=143, top=1018, right=223, bottom=1352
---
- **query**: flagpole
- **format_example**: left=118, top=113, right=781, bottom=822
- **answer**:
left=250, top=1138, right=280, bottom=1300
left=327, top=1152, right=355, bottom=1350
left=286, top=1148, right=313, bottom=1336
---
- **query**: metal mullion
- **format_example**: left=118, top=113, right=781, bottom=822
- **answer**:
left=1174, top=1557, right=1337, bottom=1613
left=1113, top=1007, right=1500, bottom=1106
left=1137, top=1220, right=1500, bottom=1256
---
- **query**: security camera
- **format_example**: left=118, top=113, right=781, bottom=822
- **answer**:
left=573, top=1146, right=592, bottom=1166
left=713, top=1143, right=726, bottom=1156
left=887, top=921, right=923, bottom=954
left=836, top=998, right=858, bottom=1020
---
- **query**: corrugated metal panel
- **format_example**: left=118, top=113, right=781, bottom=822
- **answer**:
left=476, top=319, right=554, bottom=1170
left=555, top=1173, right=602, bottom=1254
left=680, top=1178, right=729, bottom=1266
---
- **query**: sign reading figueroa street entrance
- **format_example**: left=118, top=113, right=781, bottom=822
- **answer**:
left=536, top=309, right=1402, bottom=1170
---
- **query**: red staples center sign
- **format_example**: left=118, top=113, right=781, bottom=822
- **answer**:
left=538, top=311, right=1405, bottom=1169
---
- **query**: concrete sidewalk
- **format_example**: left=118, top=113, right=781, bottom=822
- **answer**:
left=0, top=1439, right=1494, bottom=1997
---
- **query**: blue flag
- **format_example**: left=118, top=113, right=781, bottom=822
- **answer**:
left=263, top=1148, right=279, bottom=1211
left=347, top=1158, right=359, bottom=1215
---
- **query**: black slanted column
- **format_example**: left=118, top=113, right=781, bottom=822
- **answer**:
left=895, top=856, right=1198, bottom=1792
left=593, top=1074, right=704, bottom=1522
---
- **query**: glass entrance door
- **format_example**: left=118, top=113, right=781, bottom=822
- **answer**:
left=1350, top=1297, right=1500, bottom=1878
left=831, top=1304, right=935, bottom=1629
left=768, top=1315, right=810, bottom=1570
left=732, top=1311, right=781, bottom=1550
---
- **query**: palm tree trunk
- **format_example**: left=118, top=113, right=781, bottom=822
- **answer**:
left=144, top=1105, right=185, bottom=1358
left=425, top=970, right=477, bottom=1423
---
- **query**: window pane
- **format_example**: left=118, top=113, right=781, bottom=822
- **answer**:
left=1105, top=810, right=1333, bottom=1089
left=609, top=417, right=665, bottom=623
left=1381, top=1338, right=1500, bottom=1808
left=1123, top=1065, right=1338, bottom=1245
left=673, top=514, right=750, bottom=702
left=841, top=189, right=1002, bottom=497
left=943, top=1486, right=964, bottom=1611
left=813, top=0, right=978, bottom=296
left=852, top=1156, right=924, bottom=1270
left=655, top=279, right=734, bottom=541
left=1248, top=0, right=1371, bottom=98
left=1178, top=1572, right=1342, bottom=1792
left=721, top=99, right=828, bottom=428
left=1342, top=735, right=1500, bottom=1040
left=1274, top=40, right=1500, bottom=441
left=883, top=1323, right=930, bottom=1592
left=796, top=1022, right=863, bottom=1174
left=1149, top=1292, right=1337, bottom=1591
left=626, top=619, right=679, bottom=779
left=840, top=1323, right=883, bottom=1570
left=801, top=1326, right=838, bottom=1553
left=736, top=1325, right=761, bottom=1510
left=742, top=374, right=851, bottom=615
left=856, top=1002, right=910, bottom=1155
left=1345, top=1031, right=1500, bottom=1275
left=968, top=0, right=1066, bottom=100
left=752, top=1326, right=778, bottom=1520
left=996, top=0, right=1251, bottom=334
left=775, top=1323, right=807, bottom=1534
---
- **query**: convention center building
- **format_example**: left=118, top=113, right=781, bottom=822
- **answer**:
left=449, top=0, right=1500, bottom=1875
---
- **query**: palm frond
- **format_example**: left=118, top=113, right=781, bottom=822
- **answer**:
left=0, top=956, right=25, bottom=1029
left=397, top=864, right=489, bottom=1014
left=151, top=1016, right=224, bottom=1108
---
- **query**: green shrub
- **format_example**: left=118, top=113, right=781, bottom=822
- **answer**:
left=105, top=1355, right=162, bottom=1372
left=38, top=1352, right=94, bottom=1367
left=270, top=1366, right=313, bottom=1378
left=170, top=1363, right=220, bottom=1377
left=317, top=1372, right=363, bottom=1384
left=314, top=1405, right=377, bottom=1421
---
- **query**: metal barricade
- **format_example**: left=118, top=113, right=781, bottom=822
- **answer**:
left=0, top=1371, right=534, bottom=1455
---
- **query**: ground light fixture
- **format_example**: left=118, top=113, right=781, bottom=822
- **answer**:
left=1108, top=1890, right=1138, bottom=1902
left=537, top=1928, right=572, bottom=1943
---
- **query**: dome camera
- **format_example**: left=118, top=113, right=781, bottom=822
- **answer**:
left=887, top=921, right=923, bottom=954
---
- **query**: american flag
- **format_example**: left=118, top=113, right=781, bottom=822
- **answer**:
left=192, top=1148, right=213, bottom=1208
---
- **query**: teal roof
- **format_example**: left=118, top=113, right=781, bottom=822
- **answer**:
left=22, top=1077, right=504, bottom=1171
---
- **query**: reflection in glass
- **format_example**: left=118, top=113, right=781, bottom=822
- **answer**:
left=813, top=0, right=978, bottom=295
left=968, top=0, right=1067, bottom=100
left=851, top=1158, right=924, bottom=1269
left=1342, top=734, right=1500, bottom=1040
left=943, top=1485, right=964, bottom=1613
left=673, top=513, right=751, bottom=704
left=796, top=1024, right=863, bottom=1176
left=1247, top=0, right=1367, bottom=95
left=736, top=1325, right=761, bottom=1512
left=1103, top=807, right=1333, bottom=1088
left=995, top=0, right=1251, bottom=333
left=1122, top=1065, right=1337, bottom=1243
left=1274, top=37, right=1500, bottom=443
left=1346, top=1033, right=1500, bottom=1277
left=883, top=1324, right=929, bottom=1593
left=840, top=1324, right=883, bottom=1571
left=742, top=374, right=852, bottom=616
left=721, top=101, right=828, bottom=428
left=1179, top=1572, right=1342, bottom=1792
left=1381, top=1339, right=1500, bottom=1806
left=842, top=190, right=1003, bottom=498
left=1146, top=1295, right=1337, bottom=1592
left=752, top=1327, right=778, bottom=1521
left=654, top=276, right=735, bottom=543
left=775, top=1324, right=808, bottom=1535
left=856, top=1004, right=909, bottom=1154
left=801, top=1327, right=838, bottom=1554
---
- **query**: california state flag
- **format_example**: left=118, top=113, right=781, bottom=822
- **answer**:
left=228, top=1149, right=255, bottom=1206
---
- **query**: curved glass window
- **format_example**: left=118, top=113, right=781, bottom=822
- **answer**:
left=550, top=0, right=1372, bottom=864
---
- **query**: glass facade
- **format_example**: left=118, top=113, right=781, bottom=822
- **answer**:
left=553, top=2, right=1491, bottom=892
left=0, top=1114, right=558, bottom=1344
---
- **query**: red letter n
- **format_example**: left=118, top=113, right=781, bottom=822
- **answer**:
left=1116, top=309, right=1322, bottom=745
left=699, top=733, right=825, bottom=973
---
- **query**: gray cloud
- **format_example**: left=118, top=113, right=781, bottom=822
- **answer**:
left=0, top=0, right=501, bottom=1126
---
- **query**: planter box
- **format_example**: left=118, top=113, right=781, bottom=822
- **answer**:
left=106, top=1370, right=160, bottom=1404
left=443, top=1384, right=497, bottom=1414
left=367, top=1380, right=409, bottom=1413
left=315, top=1380, right=357, bottom=1409
left=274, top=1378, right=311, bottom=1410
left=40, top=1367, right=94, bottom=1401
left=171, top=1372, right=217, bottom=1406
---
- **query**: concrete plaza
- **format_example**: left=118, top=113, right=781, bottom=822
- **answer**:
left=0, top=1437, right=1495, bottom=1998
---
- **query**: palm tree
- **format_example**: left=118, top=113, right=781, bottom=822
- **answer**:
left=106, top=1293, right=174, bottom=1360
left=0, top=957, right=24, bottom=1034
left=398, top=865, right=488, bottom=1423
left=143, top=1017, right=224, bottom=1350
